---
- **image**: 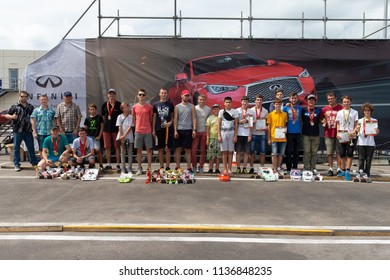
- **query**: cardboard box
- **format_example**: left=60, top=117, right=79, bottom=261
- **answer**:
left=5, top=144, right=26, bottom=162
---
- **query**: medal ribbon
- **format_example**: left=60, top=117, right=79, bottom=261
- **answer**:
left=255, top=107, right=262, bottom=120
left=52, top=137, right=59, bottom=153
left=291, top=105, right=297, bottom=121
left=107, top=100, right=116, bottom=118
left=307, top=106, right=315, bottom=123
left=80, top=138, right=86, bottom=155
left=241, top=108, right=247, bottom=120
left=343, top=109, right=350, bottom=129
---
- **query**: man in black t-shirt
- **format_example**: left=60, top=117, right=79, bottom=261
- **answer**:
left=152, top=88, right=174, bottom=170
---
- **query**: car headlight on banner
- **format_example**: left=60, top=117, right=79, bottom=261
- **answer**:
left=205, top=85, right=239, bottom=94
left=299, top=69, right=310, bottom=78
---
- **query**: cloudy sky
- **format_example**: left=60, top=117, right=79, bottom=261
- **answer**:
left=0, top=0, right=388, bottom=50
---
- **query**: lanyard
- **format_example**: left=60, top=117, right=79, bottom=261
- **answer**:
left=307, top=106, right=315, bottom=123
left=343, top=109, right=350, bottom=128
left=291, top=105, right=297, bottom=121
left=52, top=137, right=59, bottom=153
left=107, top=100, right=116, bottom=117
left=80, top=138, right=87, bottom=155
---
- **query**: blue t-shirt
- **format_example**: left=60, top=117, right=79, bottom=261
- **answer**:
left=42, top=134, right=69, bottom=157
left=283, top=105, right=302, bottom=134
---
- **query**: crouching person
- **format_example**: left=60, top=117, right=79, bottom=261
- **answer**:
left=69, top=127, right=96, bottom=168
left=38, top=126, right=71, bottom=170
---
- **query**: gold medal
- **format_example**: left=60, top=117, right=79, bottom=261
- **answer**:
left=54, top=151, right=58, bottom=156
left=108, top=115, right=111, bottom=120
left=310, top=121, right=314, bottom=126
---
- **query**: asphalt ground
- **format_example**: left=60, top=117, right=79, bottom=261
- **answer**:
left=0, top=153, right=390, bottom=236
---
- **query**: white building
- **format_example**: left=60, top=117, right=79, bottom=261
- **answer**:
left=0, top=49, right=47, bottom=111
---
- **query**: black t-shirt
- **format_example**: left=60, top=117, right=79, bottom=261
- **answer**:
left=84, top=114, right=104, bottom=137
left=153, top=100, right=174, bottom=131
left=301, top=107, right=322, bottom=136
left=101, top=101, right=122, bottom=133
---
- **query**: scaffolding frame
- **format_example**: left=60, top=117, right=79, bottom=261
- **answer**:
left=63, top=0, right=390, bottom=40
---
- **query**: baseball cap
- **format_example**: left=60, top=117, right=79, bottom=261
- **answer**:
left=108, top=88, right=116, bottom=94
left=51, top=125, right=60, bottom=131
left=64, top=91, right=72, bottom=97
left=306, top=93, right=317, bottom=101
left=181, top=90, right=190, bottom=96
left=212, top=104, right=220, bottom=108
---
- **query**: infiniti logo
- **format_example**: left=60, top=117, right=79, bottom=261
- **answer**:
left=36, top=75, right=63, bottom=88
left=269, top=84, right=282, bottom=92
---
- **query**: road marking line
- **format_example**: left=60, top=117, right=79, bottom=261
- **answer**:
left=1, top=234, right=390, bottom=244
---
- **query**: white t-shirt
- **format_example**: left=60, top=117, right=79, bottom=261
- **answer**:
left=251, top=106, right=269, bottom=136
left=218, top=108, right=238, bottom=131
left=236, top=107, right=255, bottom=137
left=116, top=113, right=134, bottom=143
left=357, top=117, right=377, bottom=146
left=195, top=105, right=211, bottom=133
left=335, top=108, right=359, bottom=133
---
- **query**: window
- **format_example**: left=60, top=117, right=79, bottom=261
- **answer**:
left=9, top=68, right=18, bottom=90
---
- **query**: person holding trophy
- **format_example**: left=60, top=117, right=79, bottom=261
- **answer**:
left=335, top=96, right=359, bottom=181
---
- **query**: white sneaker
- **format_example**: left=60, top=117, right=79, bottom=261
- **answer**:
left=136, top=168, right=142, bottom=175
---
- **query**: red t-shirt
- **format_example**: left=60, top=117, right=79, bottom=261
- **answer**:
left=132, top=103, right=153, bottom=134
left=321, top=104, right=343, bottom=138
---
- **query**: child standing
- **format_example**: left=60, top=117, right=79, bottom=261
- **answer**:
left=356, top=103, right=379, bottom=179
left=84, top=103, right=104, bottom=169
left=206, top=104, right=221, bottom=173
left=116, top=102, right=134, bottom=174
left=218, top=97, right=238, bottom=175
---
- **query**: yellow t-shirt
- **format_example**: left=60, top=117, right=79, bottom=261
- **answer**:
left=206, top=115, right=219, bottom=139
left=267, top=110, right=288, bottom=142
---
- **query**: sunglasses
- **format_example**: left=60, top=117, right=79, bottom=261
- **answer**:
left=138, top=93, right=146, bottom=96
left=183, top=94, right=190, bottom=97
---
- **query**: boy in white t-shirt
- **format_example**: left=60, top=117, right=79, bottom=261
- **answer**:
left=335, top=96, right=359, bottom=180
left=116, top=102, right=134, bottom=174
left=218, top=96, right=238, bottom=175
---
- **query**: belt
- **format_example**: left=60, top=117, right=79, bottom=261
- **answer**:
left=221, top=128, right=234, bottom=131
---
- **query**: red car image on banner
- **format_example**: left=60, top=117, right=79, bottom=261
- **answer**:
left=168, top=52, right=316, bottom=107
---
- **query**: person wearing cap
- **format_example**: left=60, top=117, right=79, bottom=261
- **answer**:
left=283, top=92, right=303, bottom=172
left=335, top=96, right=359, bottom=181
left=268, top=88, right=285, bottom=112
left=55, top=91, right=82, bottom=145
left=320, top=91, right=343, bottom=176
left=31, top=94, right=56, bottom=159
left=37, top=125, right=71, bottom=171
left=206, top=103, right=221, bottom=173
left=6, top=91, right=40, bottom=171
left=235, top=95, right=255, bottom=174
left=301, top=93, right=323, bottom=173
left=101, top=88, right=122, bottom=172
left=152, top=88, right=175, bottom=171
left=267, top=98, right=288, bottom=175
left=191, top=94, right=211, bottom=173
left=174, top=89, right=197, bottom=171
left=249, top=94, right=269, bottom=173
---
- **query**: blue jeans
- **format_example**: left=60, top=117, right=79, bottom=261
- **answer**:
left=13, top=131, right=38, bottom=167
left=251, top=134, right=266, bottom=155
left=65, top=132, right=76, bottom=145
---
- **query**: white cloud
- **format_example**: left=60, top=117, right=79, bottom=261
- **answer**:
left=0, top=0, right=388, bottom=50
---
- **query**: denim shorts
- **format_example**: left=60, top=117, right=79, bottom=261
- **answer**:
left=251, top=134, right=266, bottom=155
left=271, top=142, right=287, bottom=156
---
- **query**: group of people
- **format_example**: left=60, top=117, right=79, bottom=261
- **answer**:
left=5, top=87, right=379, bottom=180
